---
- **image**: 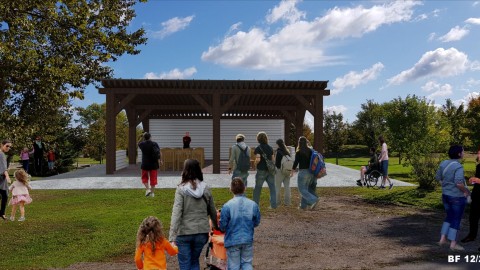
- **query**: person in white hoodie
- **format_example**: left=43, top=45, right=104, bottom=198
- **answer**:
left=169, top=159, right=218, bottom=270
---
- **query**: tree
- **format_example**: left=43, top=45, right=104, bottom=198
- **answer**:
left=466, top=96, right=480, bottom=151
left=440, top=99, right=471, bottom=149
left=323, top=111, right=348, bottom=164
left=0, top=0, right=147, bottom=144
left=383, top=95, right=450, bottom=189
left=352, top=100, right=387, bottom=148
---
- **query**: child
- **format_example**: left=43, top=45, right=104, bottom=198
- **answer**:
left=47, top=149, right=55, bottom=171
left=9, top=169, right=32, bottom=222
left=19, top=147, right=34, bottom=173
left=220, top=177, right=261, bottom=270
left=135, top=216, right=178, bottom=270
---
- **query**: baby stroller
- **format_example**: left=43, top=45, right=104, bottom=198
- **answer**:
left=205, top=210, right=227, bottom=270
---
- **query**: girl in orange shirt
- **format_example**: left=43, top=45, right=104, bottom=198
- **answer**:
left=135, top=216, right=178, bottom=270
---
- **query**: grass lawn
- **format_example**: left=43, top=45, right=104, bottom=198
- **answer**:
left=0, top=186, right=444, bottom=270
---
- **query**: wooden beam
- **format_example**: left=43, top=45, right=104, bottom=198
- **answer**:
left=212, top=93, right=221, bottom=174
left=135, top=109, right=153, bottom=126
left=115, top=94, right=136, bottom=115
left=220, top=95, right=241, bottom=114
left=295, top=95, right=314, bottom=114
left=192, top=94, right=213, bottom=114
left=314, top=94, right=324, bottom=152
left=106, top=93, right=116, bottom=174
left=281, top=110, right=295, bottom=123
left=126, top=108, right=138, bottom=165
left=100, top=87, right=330, bottom=96
left=135, top=105, right=298, bottom=111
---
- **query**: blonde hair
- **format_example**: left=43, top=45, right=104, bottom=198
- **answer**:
left=136, top=216, right=165, bottom=254
left=14, top=169, right=30, bottom=185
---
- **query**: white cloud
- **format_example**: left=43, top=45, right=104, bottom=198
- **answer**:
left=473, top=2, right=480, bottom=7
left=387, top=48, right=469, bottom=85
left=144, top=67, right=197, bottom=79
left=331, top=62, right=384, bottom=94
left=465, top=18, right=480, bottom=25
left=202, top=1, right=419, bottom=72
left=422, top=81, right=453, bottom=100
left=438, top=26, right=469, bottom=42
left=152, top=15, right=195, bottom=39
left=325, top=105, right=348, bottom=115
left=472, top=61, right=480, bottom=71
left=266, top=0, right=305, bottom=24
left=456, top=92, right=480, bottom=107
left=466, top=79, right=480, bottom=87
left=428, top=32, right=436, bottom=41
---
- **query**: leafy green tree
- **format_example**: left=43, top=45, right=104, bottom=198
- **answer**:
left=0, top=0, right=147, bottom=150
left=352, top=100, right=387, bottom=148
left=466, top=96, right=480, bottom=151
left=383, top=95, right=450, bottom=189
left=440, top=99, right=471, bottom=149
left=323, top=111, right=348, bottom=164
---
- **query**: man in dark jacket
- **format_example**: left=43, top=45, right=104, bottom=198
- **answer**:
left=33, top=136, right=46, bottom=176
left=138, top=132, right=162, bottom=197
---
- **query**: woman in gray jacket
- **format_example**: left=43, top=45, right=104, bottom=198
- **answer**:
left=169, top=159, right=218, bottom=270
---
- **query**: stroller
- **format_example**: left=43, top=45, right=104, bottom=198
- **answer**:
left=205, top=210, right=227, bottom=270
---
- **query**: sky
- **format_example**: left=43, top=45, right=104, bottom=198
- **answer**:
left=74, top=0, right=480, bottom=126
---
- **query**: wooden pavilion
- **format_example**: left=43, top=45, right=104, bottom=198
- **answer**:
left=99, top=79, right=330, bottom=174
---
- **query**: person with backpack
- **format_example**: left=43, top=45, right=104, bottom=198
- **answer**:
left=138, top=132, right=162, bottom=198
left=291, top=136, right=319, bottom=210
left=253, top=131, right=276, bottom=209
left=274, top=139, right=292, bottom=206
left=228, top=134, right=251, bottom=187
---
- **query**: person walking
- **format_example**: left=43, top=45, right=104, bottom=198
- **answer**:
left=436, top=145, right=470, bottom=251
left=9, top=169, right=32, bottom=222
left=253, top=132, right=276, bottom=209
left=220, top=177, right=261, bottom=270
left=169, top=159, right=218, bottom=270
left=274, top=138, right=292, bottom=206
left=291, top=136, right=319, bottom=210
left=19, top=147, right=34, bottom=174
left=0, top=139, right=13, bottom=221
left=135, top=216, right=178, bottom=270
left=378, top=135, right=393, bottom=189
left=47, top=149, right=56, bottom=172
left=461, top=146, right=480, bottom=247
left=32, top=136, right=45, bottom=176
left=228, top=134, right=251, bottom=187
left=138, top=132, right=162, bottom=197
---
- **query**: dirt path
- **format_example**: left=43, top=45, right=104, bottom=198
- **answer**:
left=54, top=194, right=476, bottom=270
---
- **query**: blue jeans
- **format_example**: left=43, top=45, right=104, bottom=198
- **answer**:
left=253, top=169, right=276, bottom=208
left=176, top=233, right=208, bottom=270
left=232, top=169, right=249, bottom=187
left=275, top=170, right=291, bottom=205
left=227, top=243, right=254, bottom=270
left=297, top=169, right=318, bottom=209
left=441, top=194, right=467, bottom=241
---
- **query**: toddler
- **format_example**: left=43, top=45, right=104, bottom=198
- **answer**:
left=47, top=149, right=55, bottom=171
left=9, top=169, right=32, bottom=221
left=135, top=216, right=178, bottom=270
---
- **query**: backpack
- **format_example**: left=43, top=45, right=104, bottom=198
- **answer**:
left=309, top=149, right=327, bottom=179
left=152, top=142, right=161, bottom=160
left=280, top=154, right=294, bottom=176
left=235, top=145, right=251, bottom=172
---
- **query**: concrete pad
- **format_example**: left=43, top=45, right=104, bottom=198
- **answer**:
left=30, top=163, right=415, bottom=190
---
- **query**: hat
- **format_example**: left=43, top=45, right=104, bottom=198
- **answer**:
left=235, top=134, right=245, bottom=140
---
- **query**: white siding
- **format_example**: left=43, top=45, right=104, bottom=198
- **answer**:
left=116, top=150, right=128, bottom=170
left=150, top=119, right=284, bottom=160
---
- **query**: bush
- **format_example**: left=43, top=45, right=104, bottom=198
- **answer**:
left=410, top=154, right=444, bottom=190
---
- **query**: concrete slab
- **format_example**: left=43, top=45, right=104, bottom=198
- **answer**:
left=30, top=163, right=415, bottom=190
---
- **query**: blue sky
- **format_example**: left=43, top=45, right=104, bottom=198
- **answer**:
left=75, top=0, right=480, bottom=125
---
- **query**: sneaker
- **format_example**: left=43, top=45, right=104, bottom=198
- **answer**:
left=18, top=217, right=25, bottom=222
left=310, top=198, right=320, bottom=210
left=450, top=244, right=465, bottom=251
left=379, top=186, right=385, bottom=189
left=438, top=240, right=448, bottom=247
left=145, top=189, right=151, bottom=197
left=150, top=192, right=155, bottom=198
left=9, top=216, right=14, bottom=221
left=389, top=183, right=394, bottom=190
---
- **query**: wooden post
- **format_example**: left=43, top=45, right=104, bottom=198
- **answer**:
left=212, top=93, right=221, bottom=174
left=314, top=94, right=323, bottom=152
left=106, top=93, right=116, bottom=174
left=126, top=108, right=137, bottom=165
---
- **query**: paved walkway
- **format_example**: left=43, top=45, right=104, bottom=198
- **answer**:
left=30, top=163, right=414, bottom=189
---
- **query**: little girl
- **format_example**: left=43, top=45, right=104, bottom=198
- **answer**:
left=19, top=147, right=34, bottom=173
left=9, top=169, right=32, bottom=221
left=135, top=216, right=178, bottom=270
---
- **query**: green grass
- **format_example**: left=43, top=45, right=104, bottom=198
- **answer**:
left=0, top=185, right=445, bottom=270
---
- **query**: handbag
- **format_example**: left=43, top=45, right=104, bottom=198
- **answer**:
left=259, top=145, right=276, bottom=175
